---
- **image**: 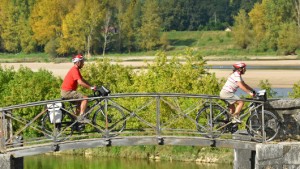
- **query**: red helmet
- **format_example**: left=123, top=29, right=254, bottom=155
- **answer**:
left=72, top=54, right=84, bottom=63
left=233, top=62, right=246, bottom=69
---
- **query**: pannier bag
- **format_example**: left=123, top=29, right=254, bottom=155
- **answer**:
left=257, top=90, right=267, bottom=101
left=96, top=86, right=111, bottom=96
left=47, top=103, right=63, bottom=123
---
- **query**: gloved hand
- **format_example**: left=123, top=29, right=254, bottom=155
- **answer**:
left=250, top=90, right=256, bottom=97
left=90, top=86, right=97, bottom=91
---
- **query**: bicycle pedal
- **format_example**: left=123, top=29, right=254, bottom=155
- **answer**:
left=77, top=124, right=85, bottom=131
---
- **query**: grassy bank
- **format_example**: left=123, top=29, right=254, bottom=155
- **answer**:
left=0, top=31, right=298, bottom=63
left=54, top=145, right=233, bottom=165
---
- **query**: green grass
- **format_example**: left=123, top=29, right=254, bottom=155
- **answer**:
left=0, top=52, right=71, bottom=63
left=164, top=31, right=284, bottom=57
left=0, top=31, right=299, bottom=63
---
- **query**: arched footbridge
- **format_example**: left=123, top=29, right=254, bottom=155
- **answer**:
left=0, top=93, right=291, bottom=169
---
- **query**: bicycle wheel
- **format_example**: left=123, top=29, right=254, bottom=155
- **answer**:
left=41, top=110, right=75, bottom=142
left=246, top=110, right=279, bottom=142
left=196, top=105, right=229, bottom=138
left=92, top=105, right=126, bottom=136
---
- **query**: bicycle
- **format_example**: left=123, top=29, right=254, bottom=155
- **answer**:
left=41, top=86, right=126, bottom=141
left=195, top=90, right=280, bottom=142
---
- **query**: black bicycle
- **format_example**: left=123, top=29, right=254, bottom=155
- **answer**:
left=195, top=90, right=280, bottom=142
left=41, top=86, right=126, bottom=141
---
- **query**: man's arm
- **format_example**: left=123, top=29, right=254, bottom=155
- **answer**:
left=78, top=78, right=93, bottom=89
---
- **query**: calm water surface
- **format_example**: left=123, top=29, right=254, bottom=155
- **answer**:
left=25, top=155, right=233, bottom=169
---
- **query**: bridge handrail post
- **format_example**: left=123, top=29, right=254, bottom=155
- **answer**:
left=261, top=103, right=266, bottom=143
left=104, top=98, right=109, bottom=138
left=209, top=98, right=213, bottom=134
left=0, top=109, right=6, bottom=152
left=156, top=96, right=161, bottom=137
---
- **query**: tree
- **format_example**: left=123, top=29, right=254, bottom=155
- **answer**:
left=30, top=0, right=74, bottom=49
left=138, top=0, right=162, bottom=50
left=58, top=0, right=104, bottom=55
left=232, top=9, right=252, bottom=49
left=295, top=0, right=300, bottom=29
left=277, top=22, right=300, bottom=55
left=117, top=0, right=139, bottom=53
left=0, top=0, right=37, bottom=53
left=249, top=2, right=267, bottom=50
left=0, top=0, right=21, bottom=52
left=249, top=0, right=296, bottom=52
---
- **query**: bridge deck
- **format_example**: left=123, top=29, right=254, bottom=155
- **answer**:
left=5, top=136, right=257, bottom=158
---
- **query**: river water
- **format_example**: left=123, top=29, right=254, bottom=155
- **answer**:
left=236, top=88, right=293, bottom=98
left=24, top=155, right=233, bottom=169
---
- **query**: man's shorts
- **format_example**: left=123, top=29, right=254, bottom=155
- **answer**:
left=219, top=90, right=240, bottom=104
left=61, top=90, right=84, bottom=99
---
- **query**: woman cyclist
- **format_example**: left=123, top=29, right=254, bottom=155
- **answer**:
left=219, top=62, right=256, bottom=123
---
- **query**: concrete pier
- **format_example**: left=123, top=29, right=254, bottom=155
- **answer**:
left=0, top=154, right=23, bottom=169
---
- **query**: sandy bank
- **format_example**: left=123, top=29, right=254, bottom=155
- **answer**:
left=1, top=60, right=299, bottom=88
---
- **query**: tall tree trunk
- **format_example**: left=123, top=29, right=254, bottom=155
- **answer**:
left=295, top=0, right=300, bottom=30
left=102, top=11, right=111, bottom=57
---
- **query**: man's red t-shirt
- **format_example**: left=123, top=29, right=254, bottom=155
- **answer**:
left=61, top=66, right=82, bottom=91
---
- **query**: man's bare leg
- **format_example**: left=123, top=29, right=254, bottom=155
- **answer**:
left=80, top=96, right=88, bottom=116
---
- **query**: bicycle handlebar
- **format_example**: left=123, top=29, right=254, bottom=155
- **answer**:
left=93, top=86, right=111, bottom=97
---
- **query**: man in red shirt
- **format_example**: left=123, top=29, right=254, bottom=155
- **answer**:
left=61, top=54, right=96, bottom=120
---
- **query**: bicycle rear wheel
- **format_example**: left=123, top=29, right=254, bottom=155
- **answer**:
left=196, top=105, right=229, bottom=138
left=92, top=105, right=126, bottom=136
left=246, top=110, right=280, bottom=142
left=41, top=110, right=75, bottom=142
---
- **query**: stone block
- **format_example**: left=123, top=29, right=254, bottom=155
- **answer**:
left=256, top=143, right=284, bottom=166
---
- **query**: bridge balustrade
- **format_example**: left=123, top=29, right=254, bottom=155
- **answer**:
left=0, top=93, right=266, bottom=158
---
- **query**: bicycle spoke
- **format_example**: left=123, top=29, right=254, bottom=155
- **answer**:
left=196, top=105, right=229, bottom=138
left=93, top=105, right=126, bottom=136
left=246, top=110, right=279, bottom=142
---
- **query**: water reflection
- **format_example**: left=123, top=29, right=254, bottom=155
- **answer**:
left=25, top=155, right=232, bottom=169
left=236, top=88, right=292, bottom=98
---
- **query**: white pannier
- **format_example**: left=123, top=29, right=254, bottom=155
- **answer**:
left=47, top=103, right=63, bottom=123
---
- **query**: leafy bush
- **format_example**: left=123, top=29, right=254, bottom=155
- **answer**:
left=0, top=67, right=62, bottom=137
left=258, top=80, right=276, bottom=98
left=289, top=81, right=300, bottom=98
left=0, top=50, right=223, bottom=136
left=277, top=22, right=300, bottom=55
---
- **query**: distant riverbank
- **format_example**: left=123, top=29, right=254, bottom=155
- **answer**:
left=0, top=59, right=299, bottom=89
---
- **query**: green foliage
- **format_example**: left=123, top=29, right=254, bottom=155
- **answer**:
left=0, top=66, right=15, bottom=98
left=258, top=80, right=276, bottom=98
left=30, top=0, right=74, bottom=45
left=132, top=50, right=220, bottom=94
left=80, top=59, right=135, bottom=94
left=0, top=67, right=62, bottom=137
left=277, top=22, right=300, bottom=55
left=232, top=9, right=252, bottom=49
left=160, top=32, right=170, bottom=50
left=289, top=81, right=300, bottom=98
left=0, top=0, right=298, bottom=55
left=0, top=0, right=21, bottom=52
left=248, top=0, right=298, bottom=53
left=45, top=38, right=59, bottom=57
left=58, top=0, right=104, bottom=55
left=138, top=0, right=162, bottom=50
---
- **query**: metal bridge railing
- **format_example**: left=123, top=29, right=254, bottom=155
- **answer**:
left=0, top=93, right=274, bottom=154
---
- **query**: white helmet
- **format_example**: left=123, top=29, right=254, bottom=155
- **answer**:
left=72, top=54, right=84, bottom=63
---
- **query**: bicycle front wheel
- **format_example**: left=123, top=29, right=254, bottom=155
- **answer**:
left=196, top=105, right=229, bottom=138
left=246, top=110, right=280, bottom=142
left=92, top=105, right=126, bottom=136
left=41, top=110, right=75, bottom=142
